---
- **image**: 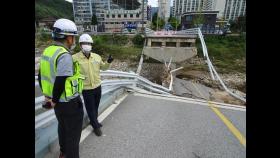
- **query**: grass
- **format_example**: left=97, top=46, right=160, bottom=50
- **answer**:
left=93, top=44, right=142, bottom=61
left=73, top=34, right=142, bottom=61
left=196, top=35, right=246, bottom=73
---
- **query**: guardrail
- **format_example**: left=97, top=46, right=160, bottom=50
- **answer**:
left=154, top=28, right=245, bottom=102
left=182, top=28, right=246, bottom=102
left=35, top=70, right=171, bottom=123
left=35, top=70, right=171, bottom=118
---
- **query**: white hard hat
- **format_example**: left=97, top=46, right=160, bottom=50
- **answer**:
left=79, top=34, right=93, bottom=43
left=53, top=18, right=78, bottom=36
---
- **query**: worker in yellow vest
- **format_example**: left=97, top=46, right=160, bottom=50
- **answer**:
left=72, top=33, right=113, bottom=136
left=38, top=19, right=84, bottom=158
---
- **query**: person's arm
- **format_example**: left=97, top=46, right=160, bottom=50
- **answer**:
left=52, top=76, right=68, bottom=104
left=38, top=69, right=42, bottom=90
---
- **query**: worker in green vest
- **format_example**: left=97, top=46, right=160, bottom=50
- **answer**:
left=38, top=18, right=84, bottom=158
left=72, top=33, right=113, bottom=136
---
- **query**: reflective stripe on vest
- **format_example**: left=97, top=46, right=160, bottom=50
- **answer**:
left=59, top=93, right=80, bottom=102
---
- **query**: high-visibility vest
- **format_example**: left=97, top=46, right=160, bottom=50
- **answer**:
left=40, top=45, right=84, bottom=102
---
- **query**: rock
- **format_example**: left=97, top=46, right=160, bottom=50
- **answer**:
left=109, top=59, right=137, bottom=72
left=210, top=90, right=245, bottom=105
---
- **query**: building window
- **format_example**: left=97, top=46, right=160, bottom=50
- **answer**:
left=166, top=42, right=177, bottom=47
left=136, top=13, right=139, bottom=18
left=118, top=14, right=121, bottom=18
left=151, top=42, right=162, bottom=47
left=186, top=16, right=192, bottom=21
left=112, top=14, right=115, bottom=18
left=130, top=14, right=133, bottom=18
left=106, top=14, right=109, bottom=18
left=180, top=42, right=191, bottom=47
left=124, top=14, right=127, bottom=18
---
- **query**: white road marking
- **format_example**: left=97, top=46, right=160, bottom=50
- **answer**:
left=133, top=92, right=246, bottom=112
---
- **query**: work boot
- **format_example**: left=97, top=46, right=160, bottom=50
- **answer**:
left=93, top=128, right=102, bottom=136
left=99, top=123, right=103, bottom=127
left=59, top=152, right=64, bottom=158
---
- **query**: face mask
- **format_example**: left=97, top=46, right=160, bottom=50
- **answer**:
left=81, top=45, right=92, bottom=53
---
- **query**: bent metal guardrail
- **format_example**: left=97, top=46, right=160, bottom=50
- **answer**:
left=177, top=28, right=246, bottom=102
left=144, top=28, right=245, bottom=102
left=35, top=70, right=171, bottom=127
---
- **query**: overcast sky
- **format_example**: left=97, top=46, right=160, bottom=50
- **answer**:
left=65, top=0, right=173, bottom=7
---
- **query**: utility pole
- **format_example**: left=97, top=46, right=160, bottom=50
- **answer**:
left=156, top=0, right=161, bottom=31
left=142, top=0, right=144, bottom=33
left=176, top=20, right=178, bottom=31
left=157, top=0, right=159, bottom=31
left=157, top=11, right=159, bottom=31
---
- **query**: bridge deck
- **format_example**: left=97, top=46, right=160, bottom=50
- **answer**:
left=79, top=93, right=246, bottom=158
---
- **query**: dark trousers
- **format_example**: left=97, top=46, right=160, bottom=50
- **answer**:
left=82, top=86, right=102, bottom=129
left=54, top=96, right=84, bottom=158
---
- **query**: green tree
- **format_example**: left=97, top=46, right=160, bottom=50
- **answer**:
left=237, top=16, right=246, bottom=32
left=168, top=17, right=180, bottom=30
left=192, top=9, right=204, bottom=27
left=132, top=34, right=144, bottom=47
left=152, top=13, right=157, bottom=24
left=35, top=0, right=73, bottom=21
left=91, top=14, right=98, bottom=25
left=152, top=13, right=158, bottom=30
left=158, top=18, right=165, bottom=29
left=229, top=20, right=236, bottom=31
left=152, top=13, right=165, bottom=30
left=229, top=15, right=246, bottom=33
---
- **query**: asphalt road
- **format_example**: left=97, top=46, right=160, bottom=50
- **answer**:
left=173, top=78, right=214, bottom=100
left=80, top=94, right=246, bottom=158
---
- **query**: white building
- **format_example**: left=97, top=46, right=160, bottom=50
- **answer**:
left=172, top=0, right=225, bottom=18
left=158, top=0, right=171, bottom=22
left=102, top=0, right=149, bottom=33
left=72, top=0, right=148, bottom=32
left=214, top=0, right=226, bottom=18
left=224, top=0, right=246, bottom=21
left=172, top=0, right=245, bottom=20
left=91, top=0, right=110, bottom=23
left=203, top=0, right=215, bottom=10
left=72, top=0, right=93, bottom=25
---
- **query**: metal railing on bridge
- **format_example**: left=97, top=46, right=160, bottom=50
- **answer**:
left=175, top=28, right=246, bottom=102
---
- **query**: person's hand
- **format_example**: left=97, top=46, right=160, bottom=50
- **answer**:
left=107, top=55, right=114, bottom=63
left=43, top=97, right=56, bottom=109
left=49, top=100, right=56, bottom=107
